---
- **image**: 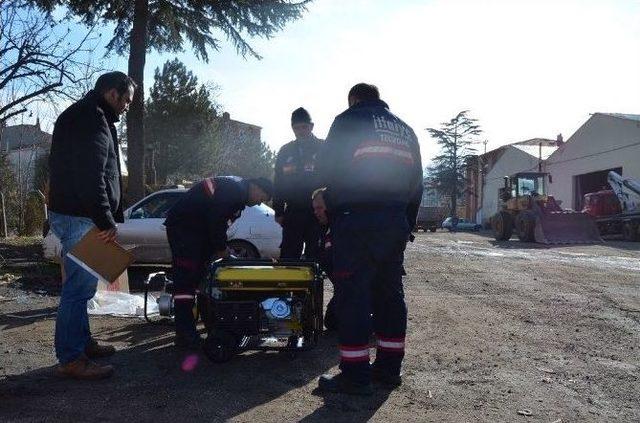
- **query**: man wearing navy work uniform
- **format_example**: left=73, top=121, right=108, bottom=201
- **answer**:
left=273, top=107, right=323, bottom=259
left=164, top=176, right=273, bottom=348
left=317, top=83, right=423, bottom=395
left=311, top=188, right=338, bottom=331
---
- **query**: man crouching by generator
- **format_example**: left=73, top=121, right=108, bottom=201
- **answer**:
left=164, top=176, right=273, bottom=348
left=311, top=188, right=338, bottom=331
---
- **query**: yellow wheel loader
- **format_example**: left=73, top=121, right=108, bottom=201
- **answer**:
left=491, top=172, right=601, bottom=244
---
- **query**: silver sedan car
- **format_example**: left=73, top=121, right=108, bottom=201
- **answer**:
left=43, top=188, right=282, bottom=265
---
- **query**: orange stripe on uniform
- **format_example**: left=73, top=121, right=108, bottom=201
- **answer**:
left=339, top=344, right=370, bottom=362
left=204, top=178, right=216, bottom=197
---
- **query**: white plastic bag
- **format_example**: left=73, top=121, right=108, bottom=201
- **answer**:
left=87, top=291, right=158, bottom=317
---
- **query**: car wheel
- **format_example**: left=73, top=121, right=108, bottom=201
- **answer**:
left=227, top=240, right=260, bottom=258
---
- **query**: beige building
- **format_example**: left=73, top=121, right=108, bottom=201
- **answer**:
left=466, top=138, right=558, bottom=226
left=544, top=113, right=640, bottom=210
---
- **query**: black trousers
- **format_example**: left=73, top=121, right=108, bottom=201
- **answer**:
left=331, top=210, right=409, bottom=384
left=280, top=209, right=322, bottom=260
left=166, top=226, right=211, bottom=339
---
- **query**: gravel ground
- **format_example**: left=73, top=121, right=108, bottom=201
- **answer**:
left=1, top=232, right=639, bottom=422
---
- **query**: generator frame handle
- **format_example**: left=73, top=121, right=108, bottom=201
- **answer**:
left=143, top=271, right=173, bottom=324
left=211, top=258, right=321, bottom=268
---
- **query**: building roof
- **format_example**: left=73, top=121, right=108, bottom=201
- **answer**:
left=0, top=123, right=51, bottom=152
left=512, top=144, right=558, bottom=160
left=511, top=137, right=557, bottom=147
left=598, top=113, right=640, bottom=122
left=480, top=137, right=558, bottom=160
left=218, top=112, right=262, bottom=130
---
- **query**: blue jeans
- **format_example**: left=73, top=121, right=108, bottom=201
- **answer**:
left=49, top=211, right=98, bottom=364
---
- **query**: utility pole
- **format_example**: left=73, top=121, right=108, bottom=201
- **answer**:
left=1, top=191, right=7, bottom=238
left=538, top=141, right=542, bottom=172
left=483, top=139, right=488, bottom=154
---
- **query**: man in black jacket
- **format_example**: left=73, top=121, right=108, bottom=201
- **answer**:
left=48, top=71, right=136, bottom=380
left=273, top=107, right=323, bottom=259
left=164, top=176, right=273, bottom=347
left=316, top=83, right=423, bottom=395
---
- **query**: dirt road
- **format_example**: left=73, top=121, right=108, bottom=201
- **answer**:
left=1, top=232, right=639, bottom=422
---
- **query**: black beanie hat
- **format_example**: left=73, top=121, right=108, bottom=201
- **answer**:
left=291, top=107, right=312, bottom=125
left=247, top=177, right=274, bottom=198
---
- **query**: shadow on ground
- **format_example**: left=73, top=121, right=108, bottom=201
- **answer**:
left=0, top=322, right=391, bottom=422
left=0, top=307, right=58, bottom=331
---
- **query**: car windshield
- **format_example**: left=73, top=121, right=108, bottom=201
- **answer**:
left=514, top=175, right=546, bottom=197
left=129, top=192, right=184, bottom=219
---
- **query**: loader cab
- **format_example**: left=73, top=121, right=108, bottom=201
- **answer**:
left=509, top=172, right=548, bottom=198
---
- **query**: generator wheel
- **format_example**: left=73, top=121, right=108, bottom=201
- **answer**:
left=622, top=222, right=638, bottom=241
left=203, top=330, right=237, bottom=363
left=492, top=211, right=513, bottom=241
left=515, top=210, right=536, bottom=242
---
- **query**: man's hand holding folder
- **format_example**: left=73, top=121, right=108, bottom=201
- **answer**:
left=97, top=227, right=118, bottom=243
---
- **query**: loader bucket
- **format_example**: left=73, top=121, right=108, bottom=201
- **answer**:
left=533, top=210, right=602, bottom=245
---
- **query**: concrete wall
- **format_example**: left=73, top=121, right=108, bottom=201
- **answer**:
left=479, top=147, right=540, bottom=224
left=545, top=114, right=640, bottom=209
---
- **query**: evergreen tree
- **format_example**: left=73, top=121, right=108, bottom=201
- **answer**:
left=146, top=59, right=218, bottom=185
left=28, top=0, right=312, bottom=201
left=146, top=59, right=275, bottom=185
left=426, top=110, right=481, bottom=218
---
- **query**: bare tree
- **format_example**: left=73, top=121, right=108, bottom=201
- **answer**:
left=0, top=2, right=101, bottom=125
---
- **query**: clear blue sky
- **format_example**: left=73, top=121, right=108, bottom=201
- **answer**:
left=36, top=0, right=640, bottom=163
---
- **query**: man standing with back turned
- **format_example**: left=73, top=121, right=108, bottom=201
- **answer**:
left=48, top=71, right=136, bottom=380
left=273, top=107, right=323, bottom=259
left=317, top=83, right=423, bottom=395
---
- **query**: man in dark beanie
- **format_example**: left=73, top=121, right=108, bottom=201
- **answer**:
left=273, top=107, right=323, bottom=259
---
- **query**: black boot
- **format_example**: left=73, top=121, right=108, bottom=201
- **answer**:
left=372, top=365, right=402, bottom=388
left=174, top=333, right=202, bottom=350
left=318, top=373, right=373, bottom=396
left=174, top=300, right=200, bottom=349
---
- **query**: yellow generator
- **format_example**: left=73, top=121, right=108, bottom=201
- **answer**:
left=199, top=259, right=324, bottom=362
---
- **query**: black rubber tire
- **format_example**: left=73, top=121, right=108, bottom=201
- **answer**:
left=429, top=227, right=437, bottom=233
left=203, top=330, right=237, bottom=363
left=227, top=240, right=260, bottom=259
left=492, top=211, right=514, bottom=241
left=515, top=211, right=536, bottom=242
